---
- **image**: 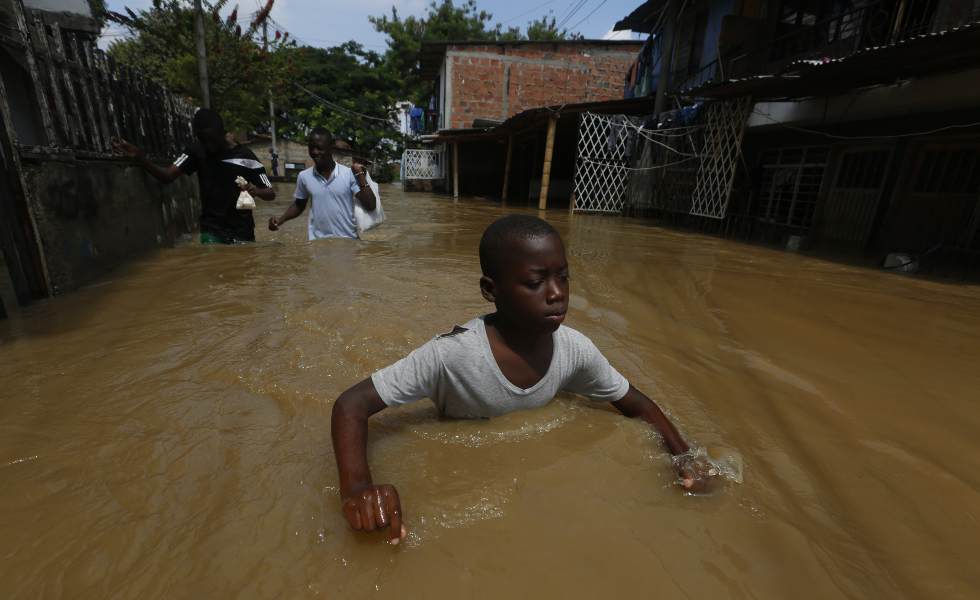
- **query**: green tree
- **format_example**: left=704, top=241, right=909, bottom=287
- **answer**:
left=107, top=0, right=293, bottom=133
left=525, top=15, right=583, bottom=41
left=87, top=0, right=108, bottom=27
left=371, top=0, right=579, bottom=105
left=276, top=43, right=402, bottom=160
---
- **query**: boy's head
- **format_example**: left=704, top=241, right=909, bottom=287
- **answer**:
left=308, top=127, right=335, bottom=170
left=192, top=109, right=226, bottom=155
left=479, top=215, right=568, bottom=332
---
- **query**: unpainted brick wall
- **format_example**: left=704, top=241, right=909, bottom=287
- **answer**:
left=446, top=43, right=642, bottom=129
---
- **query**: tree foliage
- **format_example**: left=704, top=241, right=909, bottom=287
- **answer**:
left=105, top=0, right=580, bottom=158
left=371, top=0, right=581, bottom=105
left=107, top=0, right=293, bottom=133
left=275, top=43, right=401, bottom=159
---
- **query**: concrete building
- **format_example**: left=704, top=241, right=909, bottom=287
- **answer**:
left=420, top=40, right=643, bottom=131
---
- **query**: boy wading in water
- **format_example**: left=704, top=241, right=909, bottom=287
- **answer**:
left=332, top=215, right=713, bottom=544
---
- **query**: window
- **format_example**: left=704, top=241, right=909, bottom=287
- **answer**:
left=757, top=146, right=829, bottom=230
left=912, top=148, right=980, bottom=194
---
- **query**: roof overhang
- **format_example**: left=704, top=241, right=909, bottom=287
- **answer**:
left=681, top=20, right=980, bottom=101
left=427, top=96, right=658, bottom=143
left=614, top=1, right=668, bottom=33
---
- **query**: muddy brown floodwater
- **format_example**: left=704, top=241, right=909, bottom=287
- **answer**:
left=2, top=183, right=980, bottom=599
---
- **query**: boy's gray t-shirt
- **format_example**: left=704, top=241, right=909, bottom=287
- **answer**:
left=371, top=317, right=630, bottom=418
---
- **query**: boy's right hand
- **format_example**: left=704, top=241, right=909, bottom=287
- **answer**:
left=112, top=137, right=144, bottom=160
left=342, top=483, right=406, bottom=544
left=268, top=216, right=280, bottom=231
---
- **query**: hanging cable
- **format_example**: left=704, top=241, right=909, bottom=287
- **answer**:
left=568, top=0, right=610, bottom=32
left=501, top=0, right=562, bottom=25
left=751, top=109, right=980, bottom=140
left=293, top=83, right=391, bottom=123
left=579, top=155, right=698, bottom=171
left=557, top=0, right=591, bottom=29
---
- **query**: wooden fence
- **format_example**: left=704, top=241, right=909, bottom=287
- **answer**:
left=1, top=0, right=195, bottom=158
left=0, top=0, right=197, bottom=313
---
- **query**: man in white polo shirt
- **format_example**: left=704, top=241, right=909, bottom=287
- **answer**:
left=268, top=127, right=376, bottom=239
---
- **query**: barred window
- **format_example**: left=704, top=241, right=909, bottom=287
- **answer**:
left=757, top=146, right=829, bottom=230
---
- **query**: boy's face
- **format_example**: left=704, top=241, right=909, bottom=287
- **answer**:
left=483, top=233, right=569, bottom=333
left=308, top=135, right=335, bottom=170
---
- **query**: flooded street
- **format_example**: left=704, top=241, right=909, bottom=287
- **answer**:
left=2, top=183, right=979, bottom=599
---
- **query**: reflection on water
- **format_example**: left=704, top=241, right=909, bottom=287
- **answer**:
left=1, top=184, right=979, bottom=598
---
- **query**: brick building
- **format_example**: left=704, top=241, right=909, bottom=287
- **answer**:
left=420, top=40, right=643, bottom=131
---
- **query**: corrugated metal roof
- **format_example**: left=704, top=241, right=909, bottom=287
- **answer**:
left=679, top=19, right=980, bottom=101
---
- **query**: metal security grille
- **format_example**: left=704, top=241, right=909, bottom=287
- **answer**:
left=820, top=148, right=891, bottom=243
left=757, top=146, right=830, bottom=230
left=690, top=97, right=752, bottom=219
left=401, top=148, right=444, bottom=179
left=572, top=113, right=639, bottom=213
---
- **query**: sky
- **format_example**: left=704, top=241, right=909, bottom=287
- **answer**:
left=99, top=0, right=645, bottom=51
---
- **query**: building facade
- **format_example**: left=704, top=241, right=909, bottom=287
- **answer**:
left=420, top=40, right=643, bottom=131
left=608, top=0, right=980, bottom=274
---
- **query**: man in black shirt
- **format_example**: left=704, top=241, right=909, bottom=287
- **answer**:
left=114, top=109, right=276, bottom=244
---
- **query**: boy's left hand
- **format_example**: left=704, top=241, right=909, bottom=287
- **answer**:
left=673, top=452, right=719, bottom=494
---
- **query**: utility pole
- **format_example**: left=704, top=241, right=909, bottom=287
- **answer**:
left=193, top=0, right=210, bottom=108
left=262, top=20, right=277, bottom=160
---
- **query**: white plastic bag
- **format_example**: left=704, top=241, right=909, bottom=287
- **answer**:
left=354, top=171, right=385, bottom=234
left=235, top=190, right=255, bottom=210
left=234, top=176, right=255, bottom=210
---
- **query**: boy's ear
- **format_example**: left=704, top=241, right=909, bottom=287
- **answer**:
left=479, top=275, right=496, bottom=303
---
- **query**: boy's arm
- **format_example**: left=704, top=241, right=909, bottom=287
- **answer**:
left=612, top=385, right=711, bottom=491
left=331, top=377, right=406, bottom=543
left=240, top=180, right=276, bottom=201
left=113, top=138, right=182, bottom=183
left=268, top=197, right=307, bottom=230
left=612, top=385, right=689, bottom=455
left=240, top=168, right=276, bottom=201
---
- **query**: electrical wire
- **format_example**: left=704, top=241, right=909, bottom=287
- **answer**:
left=501, top=0, right=562, bottom=25
left=751, top=109, right=980, bottom=139
left=579, top=155, right=698, bottom=171
left=568, top=0, right=610, bottom=32
left=293, top=83, right=391, bottom=123
left=557, top=0, right=591, bottom=29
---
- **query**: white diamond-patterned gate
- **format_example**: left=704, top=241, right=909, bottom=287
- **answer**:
left=572, top=113, right=639, bottom=213
left=401, top=148, right=445, bottom=179
left=689, top=97, right=752, bottom=219
left=573, top=98, right=751, bottom=218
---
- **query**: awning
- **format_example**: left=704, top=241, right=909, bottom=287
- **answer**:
left=680, top=20, right=980, bottom=101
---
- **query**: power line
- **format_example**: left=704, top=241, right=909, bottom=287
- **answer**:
left=500, top=0, right=562, bottom=25
left=293, top=83, right=391, bottom=123
left=557, top=0, right=590, bottom=29
left=580, top=155, right=698, bottom=171
left=751, top=110, right=980, bottom=139
left=568, top=0, right=610, bottom=32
